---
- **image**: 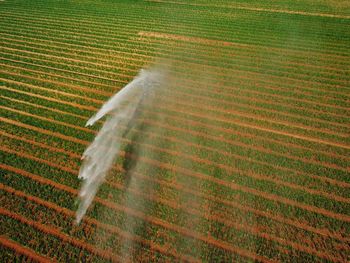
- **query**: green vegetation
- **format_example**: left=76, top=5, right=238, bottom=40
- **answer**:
left=0, top=0, right=349, bottom=262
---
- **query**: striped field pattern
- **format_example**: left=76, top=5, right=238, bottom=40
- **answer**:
left=0, top=0, right=349, bottom=262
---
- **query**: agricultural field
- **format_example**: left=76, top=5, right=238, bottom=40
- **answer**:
left=0, top=0, right=349, bottom=262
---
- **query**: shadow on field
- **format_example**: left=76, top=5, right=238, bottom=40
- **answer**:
left=121, top=120, right=147, bottom=188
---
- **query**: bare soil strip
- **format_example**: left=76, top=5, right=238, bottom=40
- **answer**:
left=165, top=90, right=350, bottom=130
left=0, top=50, right=132, bottom=83
left=2, top=54, right=348, bottom=123
left=2, top=140, right=350, bottom=224
left=2, top=64, right=348, bottom=139
left=159, top=98, right=349, bottom=138
left=1, top=31, right=347, bottom=74
left=3, top=9, right=348, bottom=51
left=145, top=110, right=350, bottom=151
left=0, top=236, right=52, bottom=263
left=0, top=131, right=81, bottom=159
left=135, top=36, right=349, bottom=72
left=1, top=10, right=349, bottom=58
left=2, top=72, right=349, bottom=152
left=0, top=117, right=88, bottom=145
left=4, top=40, right=350, bottom=100
left=2, top=85, right=348, bottom=164
left=1, top=152, right=346, bottom=261
left=138, top=30, right=349, bottom=61
left=0, top=77, right=103, bottom=105
left=2, top=40, right=348, bottom=99
left=0, top=96, right=348, bottom=184
left=134, top=155, right=350, bottom=222
left=0, top=183, right=197, bottom=262
left=7, top=128, right=350, bottom=211
left=1, top=58, right=350, bottom=131
left=2, top=182, right=299, bottom=261
left=2, top=40, right=349, bottom=97
left=2, top=132, right=347, bottom=259
left=1, top=95, right=90, bottom=123
left=2, top=50, right=349, bottom=113
left=0, top=56, right=121, bottom=85
left=134, top=172, right=350, bottom=242
left=0, top=45, right=144, bottom=77
left=3, top=104, right=349, bottom=191
left=0, top=62, right=116, bottom=90
left=3, top=96, right=349, bottom=194
left=146, top=0, right=350, bottom=19
left=1, top=48, right=348, bottom=115
left=2, top=62, right=349, bottom=138
left=2, top=161, right=348, bottom=244
left=0, top=208, right=122, bottom=262
left=0, top=68, right=113, bottom=97
left=3, top=102, right=349, bottom=190
left=0, top=165, right=273, bottom=263
left=105, top=181, right=343, bottom=262
left=0, top=85, right=98, bottom=112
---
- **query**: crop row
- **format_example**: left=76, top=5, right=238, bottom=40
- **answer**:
left=4, top=82, right=348, bottom=192
left=0, top=29, right=348, bottom=103
left=2, top=123, right=349, bottom=239
left=0, top=159, right=276, bottom=262
left=1, top=102, right=348, bottom=230
left=0, top=182, right=186, bottom=262
left=2, top=90, right=348, bottom=195
left=3, top=119, right=350, bottom=245
left=0, top=18, right=348, bottom=74
left=1, top=32, right=349, bottom=92
left=2, top=66, right=348, bottom=149
left=1, top=80, right=349, bottom=187
left=1, top=57, right=349, bottom=135
left=0, top=53, right=348, bottom=135
left=0, top=144, right=344, bottom=262
left=1, top=72, right=349, bottom=158
left=1, top=119, right=349, bottom=261
left=2, top=25, right=348, bottom=73
left=1, top=48, right=348, bottom=120
left=2, top=109, right=349, bottom=213
left=0, top=14, right=349, bottom=69
left=0, top=47, right=348, bottom=125
left=1, top=2, right=349, bottom=52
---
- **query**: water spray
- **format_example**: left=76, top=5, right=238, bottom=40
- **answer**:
left=76, top=68, right=166, bottom=223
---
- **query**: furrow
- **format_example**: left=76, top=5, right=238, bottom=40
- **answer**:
left=0, top=183, right=198, bottom=262
left=1, top=133, right=349, bottom=224
left=3, top=103, right=350, bottom=192
left=0, top=208, right=122, bottom=262
left=1, top=35, right=349, bottom=95
left=0, top=164, right=274, bottom=263
left=0, top=236, right=52, bottom=263
left=2, top=62, right=348, bottom=137
left=2, top=94, right=349, bottom=186
left=1, top=47, right=348, bottom=114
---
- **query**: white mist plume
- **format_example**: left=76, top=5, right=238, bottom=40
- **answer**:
left=76, top=68, right=166, bottom=223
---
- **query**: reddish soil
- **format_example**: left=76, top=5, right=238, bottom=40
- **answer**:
left=2, top=32, right=347, bottom=74
left=1, top=85, right=97, bottom=112
left=0, top=207, right=122, bottom=262
left=3, top=89, right=348, bottom=166
left=3, top=114, right=350, bottom=220
left=0, top=164, right=272, bottom=262
left=3, top=106, right=349, bottom=199
left=3, top=162, right=348, bottom=245
left=2, top=48, right=347, bottom=119
left=0, top=235, right=53, bottom=263
left=2, top=40, right=348, bottom=98
left=3, top=88, right=349, bottom=173
left=0, top=183, right=197, bottom=262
